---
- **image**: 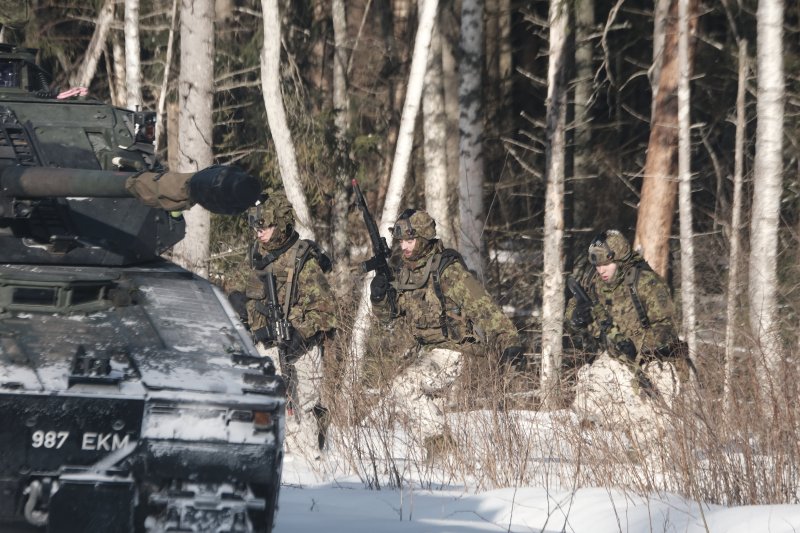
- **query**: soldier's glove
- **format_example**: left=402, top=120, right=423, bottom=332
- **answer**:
left=280, top=330, right=308, bottom=357
left=570, top=303, right=592, bottom=329
left=370, top=273, right=389, bottom=303
left=228, top=290, right=250, bottom=330
left=615, top=338, right=637, bottom=362
left=252, top=327, right=275, bottom=344
left=500, top=346, right=527, bottom=372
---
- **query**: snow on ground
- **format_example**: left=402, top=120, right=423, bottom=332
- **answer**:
left=276, top=460, right=800, bottom=533
left=273, top=418, right=800, bottom=533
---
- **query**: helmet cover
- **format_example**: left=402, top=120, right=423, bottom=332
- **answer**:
left=587, top=229, right=631, bottom=266
left=391, top=209, right=437, bottom=241
left=248, top=189, right=295, bottom=231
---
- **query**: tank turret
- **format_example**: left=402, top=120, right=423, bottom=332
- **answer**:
left=0, top=43, right=284, bottom=532
left=0, top=42, right=261, bottom=265
left=0, top=164, right=261, bottom=264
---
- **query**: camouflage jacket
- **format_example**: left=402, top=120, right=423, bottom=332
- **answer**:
left=565, top=256, right=678, bottom=357
left=373, top=241, right=518, bottom=351
left=244, top=238, right=337, bottom=341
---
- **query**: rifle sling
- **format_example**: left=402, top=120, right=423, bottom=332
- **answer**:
left=251, top=231, right=299, bottom=270
left=625, top=263, right=651, bottom=329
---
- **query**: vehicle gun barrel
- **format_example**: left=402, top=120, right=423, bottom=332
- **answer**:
left=1, top=164, right=261, bottom=214
left=1, top=166, right=132, bottom=197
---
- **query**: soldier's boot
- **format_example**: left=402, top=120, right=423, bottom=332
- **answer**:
left=313, top=404, right=330, bottom=451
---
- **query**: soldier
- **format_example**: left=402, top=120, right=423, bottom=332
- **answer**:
left=567, top=230, right=682, bottom=363
left=229, top=190, right=337, bottom=459
left=369, top=209, right=525, bottom=456
left=565, top=230, right=689, bottom=441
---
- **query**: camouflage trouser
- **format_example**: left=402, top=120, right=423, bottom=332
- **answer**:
left=572, top=351, right=683, bottom=447
left=257, top=343, right=326, bottom=458
left=384, top=347, right=463, bottom=443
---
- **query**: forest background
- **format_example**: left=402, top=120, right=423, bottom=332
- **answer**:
left=2, top=0, right=800, bottom=510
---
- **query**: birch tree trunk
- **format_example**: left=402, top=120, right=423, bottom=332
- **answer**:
left=70, top=0, right=114, bottom=89
left=103, top=44, right=118, bottom=105
left=156, top=0, right=179, bottom=152
left=749, top=0, right=784, bottom=377
left=331, top=0, right=350, bottom=262
left=634, top=0, right=698, bottom=278
left=348, top=0, right=439, bottom=382
left=423, top=18, right=454, bottom=245
left=306, top=0, right=330, bottom=109
left=458, top=0, right=486, bottom=280
left=676, top=0, right=696, bottom=360
left=724, top=39, right=748, bottom=413
left=260, top=0, right=314, bottom=240
left=572, top=0, right=595, bottom=230
left=111, top=26, right=127, bottom=107
left=374, top=0, right=410, bottom=208
left=539, top=0, right=568, bottom=409
left=440, top=1, right=461, bottom=245
left=649, top=0, right=670, bottom=118
left=124, top=0, right=142, bottom=110
left=171, top=0, right=214, bottom=278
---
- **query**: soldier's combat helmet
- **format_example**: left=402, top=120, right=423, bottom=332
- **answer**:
left=587, top=229, right=631, bottom=266
left=248, top=189, right=295, bottom=233
left=391, top=209, right=437, bottom=241
left=392, top=209, right=437, bottom=262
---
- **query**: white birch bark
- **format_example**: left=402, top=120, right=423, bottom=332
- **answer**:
left=677, top=0, right=696, bottom=360
left=260, top=0, right=314, bottom=240
left=331, top=0, right=350, bottom=261
left=724, top=39, right=747, bottom=413
left=540, top=0, right=568, bottom=409
left=458, top=0, right=486, bottom=281
left=423, top=19, right=454, bottom=245
left=156, top=0, right=179, bottom=152
left=749, top=0, right=784, bottom=374
left=70, top=0, right=114, bottom=89
left=348, top=0, right=440, bottom=383
left=124, top=0, right=142, bottom=110
left=111, top=27, right=127, bottom=107
left=379, top=0, right=440, bottom=242
left=171, top=0, right=215, bottom=278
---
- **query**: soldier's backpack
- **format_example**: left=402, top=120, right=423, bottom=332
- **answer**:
left=623, top=260, right=652, bottom=329
left=429, top=248, right=469, bottom=340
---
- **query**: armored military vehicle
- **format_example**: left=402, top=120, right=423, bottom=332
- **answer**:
left=0, top=44, right=285, bottom=532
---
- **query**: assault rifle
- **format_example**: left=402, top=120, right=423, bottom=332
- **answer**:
left=252, top=272, right=298, bottom=413
left=253, top=272, right=292, bottom=344
left=352, top=179, right=398, bottom=317
left=566, top=275, right=658, bottom=398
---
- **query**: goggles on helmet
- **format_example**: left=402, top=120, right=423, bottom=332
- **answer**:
left=247, top=212, right=262, bottom=229
left=247, top=206, right=274, bottom=230
left=391, top=209, right=418, bottom=240
left=588, top=231, right=615, bottom=266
